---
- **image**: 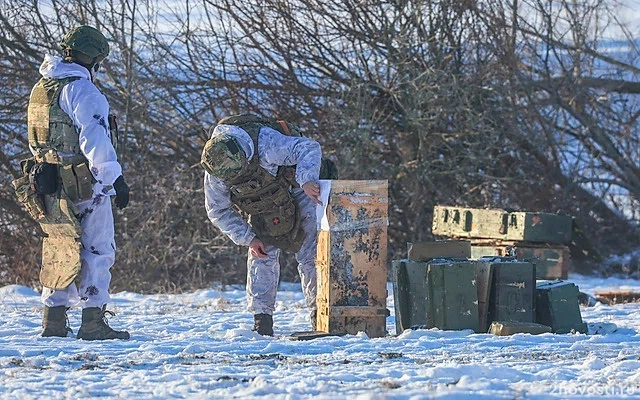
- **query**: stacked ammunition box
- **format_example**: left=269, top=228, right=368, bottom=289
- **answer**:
left=431, top=205, right=573, bottom=279
left=392, top=241, right=478, bottom=334
left=476, top=256, right=536, bottom=332
left=392, top=240, right=587, bottom=336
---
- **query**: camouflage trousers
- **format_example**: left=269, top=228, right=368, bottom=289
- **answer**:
left=41, top=195, right=115, bottom=309
left=246, top=189, right=317, bottom=315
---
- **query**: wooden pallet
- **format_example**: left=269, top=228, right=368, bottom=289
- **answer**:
left=595, top=291, right=640, bottom=305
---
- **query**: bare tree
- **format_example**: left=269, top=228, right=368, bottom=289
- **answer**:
left=1, top=0, right=638, bottom=290
left=0, top=0, right=246, bottom=291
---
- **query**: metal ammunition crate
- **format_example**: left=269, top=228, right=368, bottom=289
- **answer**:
left=432, top=205, right=572, bottom=244
left=470, top=241, right=569, bottom=279
left=392, top=260, right=429, bottom=334
left=407, top=240, right=471, bottom=261
left=479, top=257, right=536, bottom=332
left=535, top=281, right=588, bottom=334
left=424, top=260, right=480, bottom=332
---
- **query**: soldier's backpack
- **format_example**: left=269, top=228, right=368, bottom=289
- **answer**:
left=217, top=114, right=339, bottom=180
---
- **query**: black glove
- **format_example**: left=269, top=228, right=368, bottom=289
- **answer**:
left=113, top=175, right=130, bottom=209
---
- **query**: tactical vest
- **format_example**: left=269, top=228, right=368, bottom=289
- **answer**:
left=19, top=77, right=90, bottom=290
left=209, top=116, right=305, bottom=253
left=28, top=77, right=83, bottom=160
left=27, top=77, right=95, bottom=202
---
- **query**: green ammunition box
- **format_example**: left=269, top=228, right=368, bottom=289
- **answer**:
left=489, top=321, right=553, bottom=336
left=517, top=246, right=569, bottom=279
left=480, top=257, right=536, bottom=330
left=470, top=242, right=569, bottom=279
left=425, top=260, right=479, bottom=332
left=535, top=281, right=588, bottom=334
left=392, top=260, right=428, bottom=334
left=407, top=240, right=471, bottom=261
left=475, top=262, right=494, bottom=333
left=432, top=205, right=572, bottom=244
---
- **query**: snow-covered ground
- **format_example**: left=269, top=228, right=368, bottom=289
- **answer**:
left=1, top=275, right=640, bottom=399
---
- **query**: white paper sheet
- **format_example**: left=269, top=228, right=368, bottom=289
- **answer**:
left=315, top=179, right=332, bottom=231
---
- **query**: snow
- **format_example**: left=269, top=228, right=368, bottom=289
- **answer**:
left=1, top=277, right=640, bottom=399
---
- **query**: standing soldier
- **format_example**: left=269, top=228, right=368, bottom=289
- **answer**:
left=15, top=26, right=130, bottom=339
left=202, top=115, right=323, bottom=336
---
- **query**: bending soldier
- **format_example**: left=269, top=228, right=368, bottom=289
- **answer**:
left=19, top=26, right=130, bottom=340
left=202, top=115, right=322, bottom=336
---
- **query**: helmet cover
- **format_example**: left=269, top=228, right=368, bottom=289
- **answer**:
left=60, top=25, right=110, bottom=62
left=201, top=134, right=247, bottom=180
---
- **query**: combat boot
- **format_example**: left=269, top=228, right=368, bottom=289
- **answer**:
left=41, top=306, right=72, bottom=337
left=77, top=305, right=130, bottom=340
left=252, top=313, right=274, bottom=336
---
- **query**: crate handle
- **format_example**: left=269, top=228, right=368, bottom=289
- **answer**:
left=499, top=213, right=509, bottom=234
left=463, top=211, right=473, bottom=232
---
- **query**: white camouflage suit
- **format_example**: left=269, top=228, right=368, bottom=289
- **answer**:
left=36, top=55, right=122, bottom=310
left=204, top=124, right=321, bottom=315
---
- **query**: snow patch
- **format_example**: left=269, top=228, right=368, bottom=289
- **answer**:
left=0, top=284, right=40, bottom=298
left=2, top=276, right=640, bottom=398
left=223, top=328, right=266, bottom=340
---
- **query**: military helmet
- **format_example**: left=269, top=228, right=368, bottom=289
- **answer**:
left=60, top=25, right=110, bottom=62
left=201, top=134, right=247, bottom=181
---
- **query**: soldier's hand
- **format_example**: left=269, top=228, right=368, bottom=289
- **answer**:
left=249, top=238, right=268, bottom=258
left=113, top=175, right=130, bottom=209
left=302, top=181, right=322, bottom=205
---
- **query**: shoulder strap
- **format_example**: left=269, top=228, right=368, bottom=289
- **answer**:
left=277, top=120, right=291, bottom=135
left=31, top=76, right=81, bottom=106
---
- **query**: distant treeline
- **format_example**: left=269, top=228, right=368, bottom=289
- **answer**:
left=0, top=0, right=638, bottom=292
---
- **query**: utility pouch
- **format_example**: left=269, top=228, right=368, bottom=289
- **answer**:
left=30, top=162, right=58, bottom=195
left=250, top=200, right=304, bottom=253
left=59, top=162, right=94, bottom=202
left=39, top=192, right=82, bottom=289
left=252, top=207, right=297, bottom=239
left=11, top=174, right=47, bottom=222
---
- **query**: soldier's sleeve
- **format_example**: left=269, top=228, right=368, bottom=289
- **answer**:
left=61, top=81, right=122, bottom=195
left=204, top=172, right=256, bottom=246
left=259, top=127, right=322, bottom=187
